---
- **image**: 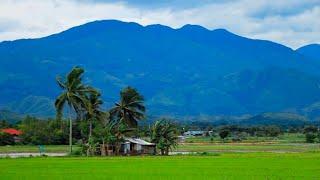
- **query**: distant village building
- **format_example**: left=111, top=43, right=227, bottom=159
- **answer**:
left=102, top=138, right=156, bottom=156
left=177, top=135, right=186, bottom=142
left=183, top=130, right=213, bottom=137
left=1, top=128, right=22, bottom=142
left=183, top=130, right=206, bottom=137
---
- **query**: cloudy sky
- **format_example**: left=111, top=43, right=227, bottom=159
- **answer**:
left=0, top=0, right=319, bottom=49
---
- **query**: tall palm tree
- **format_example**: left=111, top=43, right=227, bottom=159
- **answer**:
left=110, top=86, right=145, bottom=128
left=85, top=89, right=104, bottom=139
left=85, top=90, right=105, bottom=155
left=55, top=67, right=91, bottom=153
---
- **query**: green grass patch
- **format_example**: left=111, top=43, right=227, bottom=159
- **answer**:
left=0, top=153, right=319, bottom=179
left=0, top=145, right=74, bottom=153
left=185, top=133, right=306, bottom=143
left=176, top=143, right=320, bottom=153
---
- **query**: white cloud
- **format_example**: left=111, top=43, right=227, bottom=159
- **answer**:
left=0, top=0, right=319, bottom=48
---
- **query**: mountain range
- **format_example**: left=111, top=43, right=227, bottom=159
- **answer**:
left=0, top=20, right=319, bottom=120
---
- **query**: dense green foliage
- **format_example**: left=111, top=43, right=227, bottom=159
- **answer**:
left=151, top=119, right=178, bottom=155
left=303, top=125, right=320, bottom=143
left=110, top=86, right=146, bottom=127
left=0, top=132, right=14, bottom=145
left=0, top=116, right=318, bottom=146
left=0, top=120, right=11, bottom=129
left=19, top=116, right=68, bottom=145
left=219, top=129, right=230, bottom=140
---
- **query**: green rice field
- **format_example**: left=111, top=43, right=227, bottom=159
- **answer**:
left=176, top=143, right=320, bottom=153
left=1, top=136, right=319, bottom=179
left=1, top=153, right=319, bottom=179
left=1, top=142, right=319, bottom=154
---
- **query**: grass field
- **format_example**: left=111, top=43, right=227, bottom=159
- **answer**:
left=2, top=143, right=319, bottom=154
left=1, top=137, right=319, bottom=179
left=0, top=145, right=71, bottom=153
left=184, top=133, right=306, bottom=143
left=0, top=153, right=319, bottom=179
left=176, top=143, right=320, bottom=153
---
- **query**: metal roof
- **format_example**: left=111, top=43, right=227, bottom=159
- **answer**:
left=1, top=128, right=22, bottom=135
left=125, top=138, right=155, bottom=146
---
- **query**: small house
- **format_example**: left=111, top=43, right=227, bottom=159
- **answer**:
left=101, top=138, right=156, bottom=156
left=121, top=138, right=156, bottom=155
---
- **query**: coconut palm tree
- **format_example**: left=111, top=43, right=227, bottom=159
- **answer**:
left=110, top=86, right=145, bottom=128
left=151, top=119, right=178, bottom=155
left=55, top=67, right=92, bottom=153
left=84, top=90, right=105, bottom=155
left=85, top=90, right=104, bottom=139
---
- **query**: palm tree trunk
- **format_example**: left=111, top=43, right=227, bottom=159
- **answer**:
left=89, top=120, right=92, bottom=137
left=106, top=143, right=110, bottom=156
left=115, top=142, right=119, bottom=155
left=87, top=119, right=92, bottom=156
left=68, top=105, right=73, bottom=154
left=101, top=140, right=106, bottom=156
left=165, top=147, right=169, bottom=155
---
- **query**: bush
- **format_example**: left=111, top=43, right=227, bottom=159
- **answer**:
left=304, top=126, right=318, bottom=134
left=0, top=132, right=15, bottom=145
left=219, top=130, right=230, bottom=141
left=232, top=136, right=241, bottom=142
left=196, top=152, right=220, bottom=156
left=70, top=148, right=83, bottom=156
left=305, top=133, right=317, bottom=143
left=198, top=152, right=209, bottom=156
left=265, top=126, right=281, bottom=137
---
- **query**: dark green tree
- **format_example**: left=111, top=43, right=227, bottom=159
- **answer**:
left=305, top=133, right=317, bottom=143
left=219, top=129, right=230, bottom=141
left=0, top=132, right=15, bottom=145
left=151, top=119, right=178, bottom=155
left=110, top=86, right=145, bottom=128
left=55, top=67, right=92, bottom=153
left=84, top=90, right=105, bottom=155
left=19, top=116, right=68, bottom=145
left=93, top=116, right=116, bottom=156
left=0, top=120, right=10, bottom=129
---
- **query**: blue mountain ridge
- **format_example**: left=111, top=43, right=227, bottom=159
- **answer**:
left=0, top=20, right=319, bottom=118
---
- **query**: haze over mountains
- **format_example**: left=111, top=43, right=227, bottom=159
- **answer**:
left=0, top=20, right=319, bottom=119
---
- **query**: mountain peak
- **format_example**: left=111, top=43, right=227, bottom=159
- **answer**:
left=69, top=19, right=143, bottom=32
left=212, top=28, right=232, bottom=34
left=297, top=43, right=320, bottom=50
left=296, top=43, right=320, bottom=60
left=145, top=24, right=174, bottom=31
left=179, top=24, right=209, bottom=31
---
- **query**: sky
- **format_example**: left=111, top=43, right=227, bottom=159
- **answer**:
left=0, top=0, right=319, bottom=49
